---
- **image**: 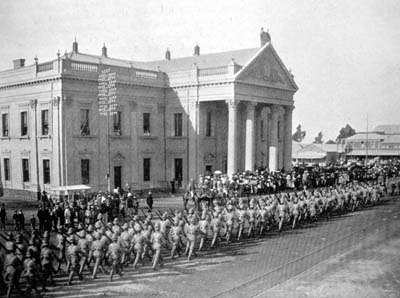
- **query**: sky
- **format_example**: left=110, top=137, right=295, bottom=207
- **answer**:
left=1, top=0, right=400, bottom=142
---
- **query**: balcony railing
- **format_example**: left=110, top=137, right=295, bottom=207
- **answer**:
left=37, top=62, right=54, bottom=72
left=135, top=70, right=158, bottom=80
left=199, top=66, right=228, bottom=77
left=71, top=62, right=98, bottom=72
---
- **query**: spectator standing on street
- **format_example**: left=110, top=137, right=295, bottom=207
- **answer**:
left=126, top=193, right=134, bottom=217
left=37, top=205, right=45, bottom=233
left=0, top=203, right=6, bottom=230
left=30, top=214, right=36, bottom=231
left=183, top=192, right=189, bottom=211
left=18, top=209, right=25, bottom=232
left=64, top=205, right=71, bottom=228
left=146, top=191, right=153, bottom=213
left=13, top=210, right=18, bottom=231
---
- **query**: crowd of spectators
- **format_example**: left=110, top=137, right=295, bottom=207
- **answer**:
left=195, top=160, right=400, bottom=198
left=1, top=160, right=400, bottom=232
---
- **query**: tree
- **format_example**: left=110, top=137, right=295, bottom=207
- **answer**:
left=292, top=124, right=306, bottom=142
left=314, top=131, right=323, bottom=144
left=336, top=124, right=356, bottom=142
left=325, top=139, right=336, bottom=144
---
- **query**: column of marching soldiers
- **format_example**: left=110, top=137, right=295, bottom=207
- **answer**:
left=0, top=176, right=399, bottom=297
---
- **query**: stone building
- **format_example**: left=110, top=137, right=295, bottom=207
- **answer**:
left=0, top=29, right=297, bottom=197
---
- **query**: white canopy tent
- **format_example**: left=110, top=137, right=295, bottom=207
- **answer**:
left=51, top=185, right=91, bottom=201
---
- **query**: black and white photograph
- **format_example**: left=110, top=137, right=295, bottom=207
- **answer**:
left=0, top=1, right=399, bottom=297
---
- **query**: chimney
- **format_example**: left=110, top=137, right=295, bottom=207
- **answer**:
left=13, top=58, right=25, bottom=69
left=72, top=38, right=78, bottom=53
left=260, top=27, right=271, bottom=47
left=102, top=43, right=107, bottom=57
left=194, top=44, right=200, bottom=56
left=165, top=48, right=171, bottom=60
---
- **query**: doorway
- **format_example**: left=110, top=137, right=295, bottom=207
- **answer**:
left=174, top=158, right=183, bottom=187
left=114, top=166, right=122, bottom=189
left=205, top=165, right=212, bottom=175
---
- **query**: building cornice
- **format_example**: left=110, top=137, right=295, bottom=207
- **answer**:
left=235, top=79, right=297, bottom=93
left=0, top=76, right=62, bottom=90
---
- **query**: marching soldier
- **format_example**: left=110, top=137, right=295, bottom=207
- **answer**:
left=56, top=228, right=67, bottom=273
left=170, top=218, right=185, bottom=259
left=91, top=231, right=107, bottom=279
left=107, top=234, right=123, bottom=281
left=78, top=230, right=91, bottom=275
left=131, top=225, right=145, bottom=268
left=119, top=223, right=132, bottom=266
left=198, top=214, right=210, bottom=251
left=184, top=216, right=199, bottom=261
left=22, top=248, right=41, bottom=296
left=40, top=238, right=56, bottom=291
left=4, top=237, right=23, bottom=298
left=67, top=235, right=85, bottom=285
left=150, top=223, right=165, bottom=269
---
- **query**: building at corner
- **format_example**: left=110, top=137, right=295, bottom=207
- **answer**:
left=0, top=29, right=297, bottom=197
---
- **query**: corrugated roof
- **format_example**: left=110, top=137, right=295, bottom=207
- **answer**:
left=373, top=125, right=400, bottom=135
left=346, top=133, right=386, bottom=141
left=320, top=143, right=345, bottom=153
left=292, top=141, right=305, bottom=154
left=139, top=48, right=258, bottom=72
left=346, top=149, right=400, bottom=156
left=382, top=135, right=400, bottom=144
left=66, top=48, right=259, bottom=73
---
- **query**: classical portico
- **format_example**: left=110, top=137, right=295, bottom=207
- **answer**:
left=226, top=101, right=295, bottom=178
left=218, top=33, right=297, bottom=178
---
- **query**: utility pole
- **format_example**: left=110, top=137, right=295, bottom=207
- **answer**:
left=365, top=113, right=369, bottom=166
left=98, top=68, right=117, bottom=193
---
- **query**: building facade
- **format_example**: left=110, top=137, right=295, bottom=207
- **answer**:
left=0, top=30, right=297, bottom=197
left=345, top=125, right=400, bottom=160
left=292, top=142, right=345, bottom=165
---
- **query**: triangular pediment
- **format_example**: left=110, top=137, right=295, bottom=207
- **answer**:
left=235, top=44, right=298, bottom=91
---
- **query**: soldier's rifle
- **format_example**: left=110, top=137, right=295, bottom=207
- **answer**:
left=141, top=209, right=155, bottom=230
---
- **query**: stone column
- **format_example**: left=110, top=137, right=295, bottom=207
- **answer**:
left=269, top=108, right=278, bottom=172
left=284, top=106, right=294, bottom=171
left=262, top=106, right=271, bottom=167
left=245, top=102, right=257, bottom=171
left=226, top=99, right=239, bottom=178
left=269, top=106, right=284, bottom=172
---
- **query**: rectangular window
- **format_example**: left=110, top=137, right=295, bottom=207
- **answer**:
left=174, top=113, right=182, bottom=137
left=2, top=113, right=9, bottom=137
left=22, top=159, right=29, bottom=182
left=143, top=158, right=151, bottom=181
left=43, top=159, right=50, bottom=184
left=21, top=111, right=28, bottom=136
left=206, top=110, right=212, bottom=137
left=260, top=120, right=264, bottom=139
left=81, top=159, right=90, bottom=185
left=41, top=109, right=49, bottom=135
left=143, top=113, right=151, bottom=135
left=80, top=109, right=90, bottom=136
left=4, top=158, right=10, bottom=181
left=113, top=111, right=121, bottom=136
